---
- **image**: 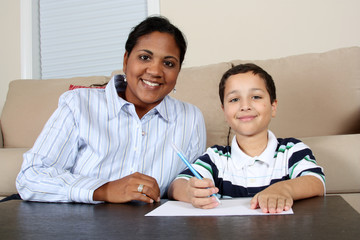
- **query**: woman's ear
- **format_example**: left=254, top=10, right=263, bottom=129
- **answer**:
left=123, top=52, right=129, bottom=74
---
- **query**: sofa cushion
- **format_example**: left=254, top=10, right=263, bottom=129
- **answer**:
left=0, top=76, right=110, bottom=148
left=231, top=46, right=360, bottom=138
left=300, top=134, right=360, bottom=194
left=0, top=148, right=29, bottom=196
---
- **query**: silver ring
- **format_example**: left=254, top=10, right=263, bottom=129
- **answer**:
left=137, top=184, right=144, bottom=193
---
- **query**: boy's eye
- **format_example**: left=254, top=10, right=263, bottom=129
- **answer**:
left=252, top=96, right=262, bottom=100
left=230, top=98, right=239, bottom=103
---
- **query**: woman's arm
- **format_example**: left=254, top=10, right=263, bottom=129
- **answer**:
left=16, top=92, right=105, bottom=203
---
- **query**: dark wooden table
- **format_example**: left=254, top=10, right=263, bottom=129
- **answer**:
left=0, top=195, right=359, bottom=240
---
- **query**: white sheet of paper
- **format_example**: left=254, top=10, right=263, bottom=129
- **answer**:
left=145, top=198, right=293, bottom=216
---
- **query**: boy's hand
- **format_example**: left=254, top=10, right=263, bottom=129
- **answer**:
left=186, top=177, right=219, bottom=209
left=250, top=182, right=293, bottom=213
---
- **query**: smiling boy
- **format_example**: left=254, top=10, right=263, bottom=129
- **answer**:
left=168, top=63, right=325, bottom=213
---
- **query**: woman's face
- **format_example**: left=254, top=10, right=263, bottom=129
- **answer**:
left=123, top=31, right=181, bottom=117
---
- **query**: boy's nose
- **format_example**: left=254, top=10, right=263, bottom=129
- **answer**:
left=240, top=100, right=251, bottom=111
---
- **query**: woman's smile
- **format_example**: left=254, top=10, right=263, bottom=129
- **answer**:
left=141, top=79, right=161, bottom=87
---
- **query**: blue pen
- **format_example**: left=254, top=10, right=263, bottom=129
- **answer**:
left=171, top=142, right=221, bottom=204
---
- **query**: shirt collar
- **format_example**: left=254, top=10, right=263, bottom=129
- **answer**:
left=106, top=74, right=174, bottom=122
left=231, top=130, right=278, bottom=169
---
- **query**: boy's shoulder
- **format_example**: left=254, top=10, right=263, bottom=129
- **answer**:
left=275, top=137, right=307, bottom=152
left=207, top=145, right=231, bottom=157
left=276, top=137, right=302, bottom=145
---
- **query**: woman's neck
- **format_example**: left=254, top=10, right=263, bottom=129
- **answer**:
left=118, top=90, right=154, bottom=119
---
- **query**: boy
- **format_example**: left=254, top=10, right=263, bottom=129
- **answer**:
left=168, top=63, right=325, bottom=213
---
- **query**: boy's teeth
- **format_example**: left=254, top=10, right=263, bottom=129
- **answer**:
left=143, top=79, right=159, bottom=87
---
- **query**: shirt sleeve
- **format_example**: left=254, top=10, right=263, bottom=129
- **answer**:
left=287, top=141, right=326, bottom=191
left=16, top=91, right=108, bottom=203
left=176, top=147, right=217, bottom=183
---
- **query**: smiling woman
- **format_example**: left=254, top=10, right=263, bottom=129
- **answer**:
left=123, top=31, right=181, bottom=118
left=16, top=16, right=207, bottom=204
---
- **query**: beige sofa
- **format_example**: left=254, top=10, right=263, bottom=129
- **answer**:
left=1, top=47, right=359, bottom=211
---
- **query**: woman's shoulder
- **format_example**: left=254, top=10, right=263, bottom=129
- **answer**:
left=58, top=87, right=106, bottom=108
left=166, top=95, right=203, bottom=115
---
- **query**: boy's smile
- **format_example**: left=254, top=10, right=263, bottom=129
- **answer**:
left=222, top=72, right=277, bottom=140
left=237, top=114, right=257, bottom=121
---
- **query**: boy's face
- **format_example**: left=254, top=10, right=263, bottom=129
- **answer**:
left=222, top=72, right=277, bottom=140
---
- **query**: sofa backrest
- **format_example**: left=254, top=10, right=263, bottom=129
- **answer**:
left=1, top=46, right=359, bottom=149
left=169, top=62, right=233, bottom=147
left=231, top=46, right=360, bottom=139
left=171, top=46, right=360, bottom=147
left=0, top=76, right=110, bottom=148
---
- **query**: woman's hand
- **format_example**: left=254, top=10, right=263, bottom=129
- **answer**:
left=93, top=172, right=160, bottom=203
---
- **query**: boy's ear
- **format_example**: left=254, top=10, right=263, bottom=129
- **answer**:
left=271, top=99, right=278, bottom=118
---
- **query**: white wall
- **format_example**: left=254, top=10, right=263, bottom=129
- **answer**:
left=0, top=0, right=21, bottom=114
left=0, top=0, right=359, bottom=113
left=160, top=0, right=360, bottom=67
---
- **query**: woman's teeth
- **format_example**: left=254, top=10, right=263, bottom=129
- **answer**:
left=143, top=79, right=160, bottom=87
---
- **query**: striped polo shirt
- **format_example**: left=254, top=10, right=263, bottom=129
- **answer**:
left=177, top=131, right=325, bottom=198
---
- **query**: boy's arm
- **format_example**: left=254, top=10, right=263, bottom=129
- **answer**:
left=168, top=178, right=219, bottom=209
left=250, top=175, right=324, bottom=213
left=167, top=178, right=190, bottom=202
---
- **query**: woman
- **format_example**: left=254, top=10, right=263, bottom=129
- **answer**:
left=16, top=16, right=206, bottom=204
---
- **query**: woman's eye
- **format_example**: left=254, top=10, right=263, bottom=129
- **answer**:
left=164, top=60, right=175, bottom=68
left=139, top=55, right=150, bottom=61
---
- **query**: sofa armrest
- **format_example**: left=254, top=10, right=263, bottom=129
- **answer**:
left=300, top=134, right=360, bottom=194
left=331, top=193, right=360, bottom=214
left=0, top=148, right=29, bottom=197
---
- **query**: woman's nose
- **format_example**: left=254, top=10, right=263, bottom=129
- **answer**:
left=146, top=60, right=162, bottom=76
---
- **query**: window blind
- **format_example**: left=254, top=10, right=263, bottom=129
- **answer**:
left=39, top=0, right=147, bottom=79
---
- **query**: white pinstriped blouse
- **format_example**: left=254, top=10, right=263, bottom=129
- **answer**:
left=16, top=75, right=206, bottom=203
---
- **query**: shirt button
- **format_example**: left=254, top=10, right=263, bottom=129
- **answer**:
left=142, top=131, right=146, bottom=136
